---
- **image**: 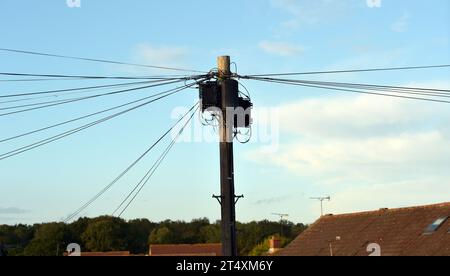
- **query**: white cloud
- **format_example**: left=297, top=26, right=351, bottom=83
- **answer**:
left=313, top=48, right=410, bottom=82
left=328, top=179, right=450, bottom=215
left=271, top=0, right=352, bottom=28
left=249, top=131, right=450, bottom=178
left=0, top=207, right=29, bottom=214
left=280, top=19, right=301, bottom=30
left=276, top=95, right=436, bottom=139
left=404, top=80, right=450, bottom=90
left=253, top=195, right=290, bottom=205
left=258, top=41, right=304, bottom=56
left=366, top=0, right=382, bottom=8
left=326, top=49, right=407, bottom=71
left=246, top=81, right=450, bottom=215
left=391, top=12, right=411, bottom=33
left=133, top=43, right=189, bottom=69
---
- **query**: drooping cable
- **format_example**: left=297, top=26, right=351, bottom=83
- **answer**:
left=249, top=77, right=450, bottom=96
left=0, top=78, right=189, bottom=99
left=244, top=77, right=450, bottom=104
left=0, top=72, right=200, bottom=81
left=115, top=105, right=199, bottom=218
left=0, top=48, right=207, bottom=74
left=0, top=80, right=171, bottom=105
left=0, top=82, right=202, bottom=143
left=0, top=79, right=205, bottom=161
left=240, top=64, right=450, bottom=77
left=62, top=103, right=199, bottom=223
left=0, top=79, right=187, bottom=117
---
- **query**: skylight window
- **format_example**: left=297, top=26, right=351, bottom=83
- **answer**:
left=424, top=217, right=448, bottom=234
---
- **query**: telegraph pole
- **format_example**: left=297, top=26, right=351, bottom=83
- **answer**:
left=200, top=56, right=251, bottom=256
left=217, top=56, right=238, bottom=256
left=272, top=213, right=289, bottom=237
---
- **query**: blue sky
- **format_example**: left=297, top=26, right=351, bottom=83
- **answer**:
left=0, top=0, right=449, bottom=225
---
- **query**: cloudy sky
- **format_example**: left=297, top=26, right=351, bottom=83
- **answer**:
left=0, top=0, right=449, bottom=224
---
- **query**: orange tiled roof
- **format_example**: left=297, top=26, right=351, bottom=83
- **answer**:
left=149, top=243, right=222, bottom=256
left=278, top=202, right=450, bottom=256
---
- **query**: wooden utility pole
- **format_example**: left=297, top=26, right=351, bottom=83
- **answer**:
left=217, top=56, right=238, bottom=256
left=200, top=56, right=250, bottom=256
left=272, top=213, right=289, bottom=237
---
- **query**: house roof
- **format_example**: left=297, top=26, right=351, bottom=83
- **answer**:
left=278, top=202, right=450, bottom=256
left=149, top=243, right=222, bottom=256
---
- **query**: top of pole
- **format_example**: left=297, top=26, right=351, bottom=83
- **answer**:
left=217, top=56, right=231, bottom=79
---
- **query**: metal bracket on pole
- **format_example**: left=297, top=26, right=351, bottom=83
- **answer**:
left=212, top=194, right=223, bottom=205
left=235, top=194, right=244, bottom=204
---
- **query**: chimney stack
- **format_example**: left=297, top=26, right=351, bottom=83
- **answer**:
left=268, top=236, right=281, bottom=254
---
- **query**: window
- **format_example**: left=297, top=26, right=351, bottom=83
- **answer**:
left=424, top=217, right=448, bottom=234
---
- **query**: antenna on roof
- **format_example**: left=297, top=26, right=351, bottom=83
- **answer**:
left=310, top=196, right=331, bottom=217
left=272, top=213, right=289, bottom=237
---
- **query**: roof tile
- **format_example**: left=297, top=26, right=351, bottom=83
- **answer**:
left=278, top=202, right=450, bottom=256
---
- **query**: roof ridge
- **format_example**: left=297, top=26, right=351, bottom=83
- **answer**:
left=321, top=201, right=450, bottom=219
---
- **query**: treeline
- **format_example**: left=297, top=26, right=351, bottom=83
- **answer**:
left=0, top=216, right=307, bottom=256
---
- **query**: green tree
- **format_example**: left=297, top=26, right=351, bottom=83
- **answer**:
left=67, top=217, right=92, bottom=246
left=291, top=223, right=308, bottom=237
left=248, top=235, right=290, bottom=256
left=199, top=224, right=220, bottom=243
left=177, top=218, right=210, bottom=243
left=81, top=216, right=128, bottom=252
left=1, top=216, right=308, bottom=256
left=148, top=226, right=173, bottom=244
left=23, top=223, right=69, bottom=256
left=127, top=218, right=156, bottom=253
